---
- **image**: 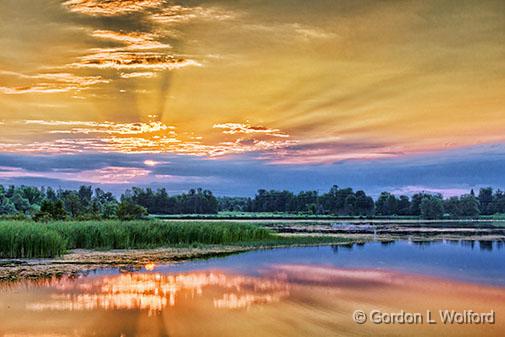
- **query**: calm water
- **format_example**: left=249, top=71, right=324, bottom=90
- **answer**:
left=1, top=240, right=505, bottom=337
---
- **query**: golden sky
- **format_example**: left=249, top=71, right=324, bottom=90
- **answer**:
left=1, top=0, right=504, bottom=164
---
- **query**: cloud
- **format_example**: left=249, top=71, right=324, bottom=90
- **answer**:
left=0, top=120, right=296, bottom=157
left=0, top=71, right=109, bottom=95
left=70, top=51, right=201, bottom=70
left=150, top=5, right=237, bottom=24
left=91, top=30, right=171, bottom=50
left=69, top=28, right=200, bottom=72
left=1, top=142, right=505, bottom=196
left=24, top=119, right=175, bottom=135
left=62, top=0, right=163, bottom=16
left=259, top=139, right=401, bottom=165
left=120, top=71, right=156, bottom=79
left=0, top=165, right=150, bottom=184
left=213, top=123, right=289, bottom=138
left=243, top=22, right=336, bottom=42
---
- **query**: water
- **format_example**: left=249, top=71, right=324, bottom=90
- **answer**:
left=1, top=240, right=504, bottom=337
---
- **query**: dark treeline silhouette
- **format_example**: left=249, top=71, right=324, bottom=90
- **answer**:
left=0, top=185, right=218, bottom=220
left=2, top=184, right=505, bottom=220
left=219, top=186, right=505, bottom=219
left=123, top=187, right=218, bottom=215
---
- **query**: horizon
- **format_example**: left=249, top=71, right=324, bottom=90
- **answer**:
left=1, top=0, right=504, bottom=196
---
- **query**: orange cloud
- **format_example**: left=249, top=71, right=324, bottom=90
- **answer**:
left=120, top=71, right=156, bottom=79
left=214, top=123, right=289, bottom=138
left=150, top=5, right=237, bottom=24
left=0, top=71, right=109, bottom=95
left=0, top=120, right=296, bottom=157
left=91, top=30, right=171, bottom=50
left=62, top=0, right=163, bottom=16
left=71, top=51, right=201, bottom=70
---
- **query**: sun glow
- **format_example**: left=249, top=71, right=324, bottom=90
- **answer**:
left=143, top=160, right=158, bottom=167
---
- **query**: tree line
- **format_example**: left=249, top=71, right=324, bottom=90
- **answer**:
left=219, top=186, right=505, bottom=219
left=2, top=184, right=505, bottom=220
left=0, top=185, right=218, bottom=221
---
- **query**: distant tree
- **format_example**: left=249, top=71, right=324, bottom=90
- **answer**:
left=375, top=192, right=398, bottom=216
left=397, top=195, right=411, bottom=215
left=410, top=193, right=430, bottom=216
left=116, top=200, right=148, bottom=220
left=61, top=191, right=83, bottom=217
left=478, top=187, right=493, bottom=215
left=354, top=190, right=374, bottom=215
left=489, top=190, right=505, bottom=214
left=11, top=192, right=31, bottom=214
left=0, top=197, right=16, bottom=215
left=218, top=196, right=251, bottom=212
left=344, top=194, right=357, bottom=215
left=46, top=187, right=58, bottom=201
left=35, top=200, right=66, bottom=221
left=444, top=196, right=461, bottom=217
left=78, top=185, right=93, bottom=209
left=420, top=197, right=444, bottom=219
left=458, top=194, right=480, bottom=217
left=18, top=186, right=44, bottom=205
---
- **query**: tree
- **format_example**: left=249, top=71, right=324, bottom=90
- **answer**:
left=354, top=191, right=374, bottom=215
left=397, top=195, right=411, bottom=215
left=0, top=197, right=16, bottom=215
left=458, top=194, right=480, bottom=217
left=11, top=192, right=30, bottom=214
left=116, top=200, right=148, bottom=220
left=444, top=196, right=461, bottom=217
left=37, top=200, right=67, bottom=220
left=420, top=197, right=444, bottom=219
left=61, top=191, right=83, bottom=217
left=344, top=194, right=357, bottom=215
left=410, top=193, right=430, bottom=216
left=78, top=185, right=93, bottom=209
left=376, top=192, right=399, bottom=216
left=478, top=187, right=493, bottom=215
left=101, top=201, right=119, bottom=219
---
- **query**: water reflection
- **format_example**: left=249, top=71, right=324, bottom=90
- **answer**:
left=25, top=271, right=290, bottom=315
left=1, top=264, right=505, bottom=337
left=2, top=241, right=505, bottom=337
left=479, top=240, right=493, bottom=251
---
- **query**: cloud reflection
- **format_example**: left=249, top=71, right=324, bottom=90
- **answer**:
left=26, top=271, right=289, bottom=315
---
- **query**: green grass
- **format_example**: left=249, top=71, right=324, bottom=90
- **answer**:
left=0, top=222, right=67, bottom=258
left=0, top=220, right=273, bottom=258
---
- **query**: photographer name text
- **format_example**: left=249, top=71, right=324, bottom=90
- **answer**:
left=352, top=309, right=495, bottom=325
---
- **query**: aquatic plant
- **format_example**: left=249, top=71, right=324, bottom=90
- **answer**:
left=0, top=220, right=273, bottom=258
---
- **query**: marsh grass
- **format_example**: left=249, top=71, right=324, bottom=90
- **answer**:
left=0, top=220, right=273, bottom=258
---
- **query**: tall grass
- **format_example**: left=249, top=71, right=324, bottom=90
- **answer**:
left=0, top=222, right=66, bottom=258
left=0, top=220, right=273, bottom=258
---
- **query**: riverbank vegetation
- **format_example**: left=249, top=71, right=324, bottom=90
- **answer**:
left=2, top=184, right=505, bottom=220
left=0, top=220, right=273, bottom=258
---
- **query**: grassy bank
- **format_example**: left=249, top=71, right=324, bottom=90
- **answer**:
left=0, top=220, right=273, bottom=258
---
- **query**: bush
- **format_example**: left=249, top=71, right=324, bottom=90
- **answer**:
left=116, top=201, right=148, bottom=220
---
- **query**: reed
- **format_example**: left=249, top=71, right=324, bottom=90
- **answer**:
left=0, top=220, right=273, bottom=258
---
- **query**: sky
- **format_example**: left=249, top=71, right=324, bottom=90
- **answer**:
left=0, top=0, right=504, bottom=196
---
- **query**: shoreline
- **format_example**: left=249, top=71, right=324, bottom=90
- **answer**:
left=1, top=233, right=503, bottom=281
left=0, top=241, right=357, bottom=281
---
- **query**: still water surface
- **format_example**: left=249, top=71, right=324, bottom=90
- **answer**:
left=1, top=240, right=504, bottom=337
